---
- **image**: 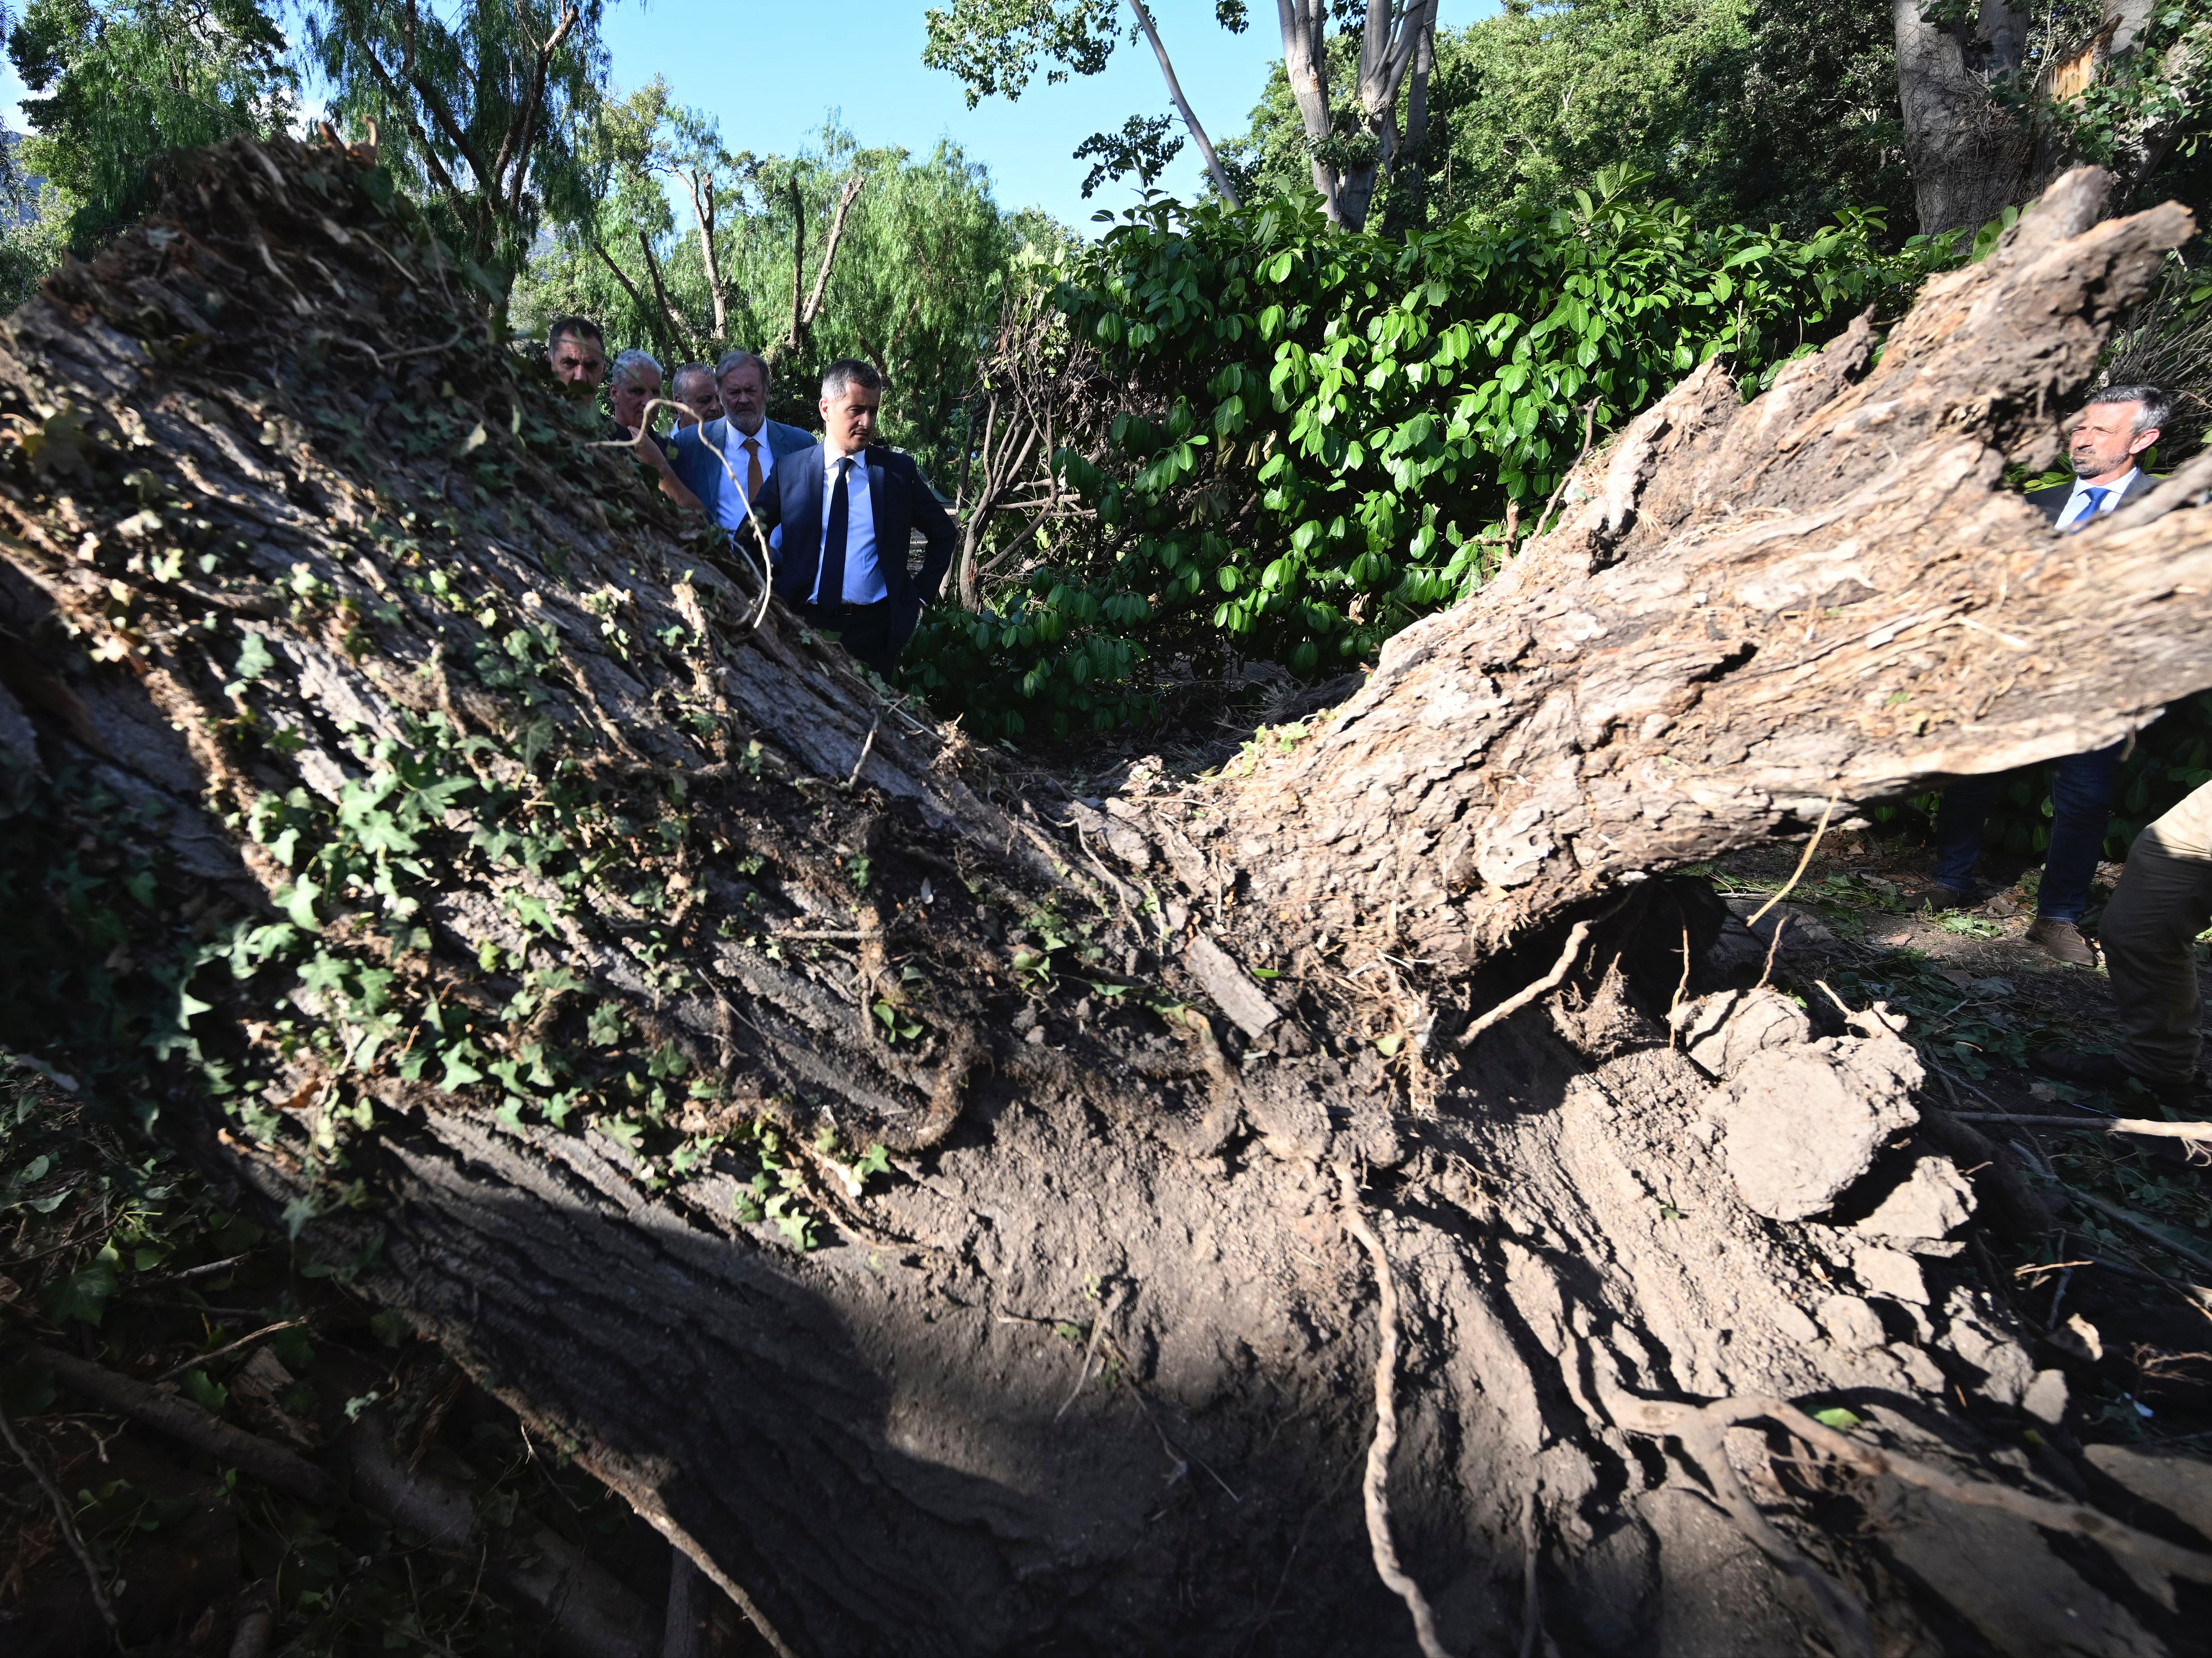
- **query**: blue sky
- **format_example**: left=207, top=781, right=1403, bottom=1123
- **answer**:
left=1, top=1, right=1497, bottom=229
left=596, top=0, right=1500, bottom=228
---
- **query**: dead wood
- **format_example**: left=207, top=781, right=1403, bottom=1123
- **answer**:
left=4, top=139, right=2211, bottom=1657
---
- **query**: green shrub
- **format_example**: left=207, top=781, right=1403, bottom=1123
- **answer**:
left=903, top=171, right=1946, bottom=742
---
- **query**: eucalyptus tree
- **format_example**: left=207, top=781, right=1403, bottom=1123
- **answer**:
left=1224, top=1, right=1914, bottom=242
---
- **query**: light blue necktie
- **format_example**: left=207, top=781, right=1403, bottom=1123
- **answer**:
left=2068, top=486, right=2110, bottom=533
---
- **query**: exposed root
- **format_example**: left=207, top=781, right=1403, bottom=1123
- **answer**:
left=1744, top=795, right=1839, bottom=929
left=1338, top=1165, right=1458, bottom=1658
left=1457, top=895, right=1630, bottom=1049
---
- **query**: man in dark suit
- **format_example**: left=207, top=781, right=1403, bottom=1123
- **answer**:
left=668, top=350, right=814, bottom=537
left=1930, top=385, right=2168, bottom=965
left=742, top=358, right=956, bottom=675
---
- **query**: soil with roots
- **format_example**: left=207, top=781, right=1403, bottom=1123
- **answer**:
left=2, top=136, right=2211, bottom=1658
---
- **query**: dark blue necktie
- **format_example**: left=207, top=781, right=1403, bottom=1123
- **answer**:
left=2069, top=486, right=2110, bottom=533
left=817, top=456, right=850, bottom=607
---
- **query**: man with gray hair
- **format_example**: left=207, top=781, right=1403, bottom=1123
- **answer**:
left=669, top=348, right=812, bottom=537
left=606, top=347, right=703, bottom=513
left=2025, top=383, right=2168, bottom=526
left=669, top=363, right=720, bottom=428
left=1928, top=385, right=2167, bottom=964
left=740, top=357, right=956, bottom=674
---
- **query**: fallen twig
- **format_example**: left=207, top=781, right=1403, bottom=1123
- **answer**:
left=846, top=716, right=880, bottom=788
left=1056, top=1285, right=1118, bottom=1422
left=152, top=1316, right=305, bottom=1385
left=16, top=1338, right=334, bottom=1503
left=0, top=1394, right=123, bottom=1648
left=2064, top=1187, right=2212, bottom=1277
left=1338, top=1165, right=1458, bottom=1658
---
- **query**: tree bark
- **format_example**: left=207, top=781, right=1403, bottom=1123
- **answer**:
left=1893, top=0, right=2035, bottom=235
left=1125, top=0, right=1240, bottom=208
left=5, top=137, right=2212, bottom=1658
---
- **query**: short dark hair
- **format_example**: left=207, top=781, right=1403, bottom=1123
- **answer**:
left=546, top=315, right=604, bottom=350
left=821, top=358, right=885, bottom=400
left=2088, top=383, right=2171, bottom=435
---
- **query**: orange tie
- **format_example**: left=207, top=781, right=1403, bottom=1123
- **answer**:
left=743, top=437, right=764, bottom=502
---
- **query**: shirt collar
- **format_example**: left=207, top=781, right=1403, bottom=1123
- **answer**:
left=2072, top=468, right=2136, bottom=499
left=824, top=441, right=869, bottom=467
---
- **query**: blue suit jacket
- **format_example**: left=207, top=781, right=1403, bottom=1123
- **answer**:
left=746, top=444, right=958, bottom=647
left=668, top=417, right=815, bottom=531
left=2025, top=468, right=2158, bottom=524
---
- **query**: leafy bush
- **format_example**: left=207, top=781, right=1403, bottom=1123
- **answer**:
left=903, top=172, right=1945, bottom=742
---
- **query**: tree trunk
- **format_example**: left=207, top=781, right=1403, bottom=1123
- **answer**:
left=1893, top=0, right=2035, bottom=235
left=1277, top=0, right=1345, bottom=226
left=1379, top=22, right=1435, bottom=239
left=6, top=138, right=2212, bottom=1658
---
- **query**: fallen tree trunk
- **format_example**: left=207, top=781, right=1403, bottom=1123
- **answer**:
left=4, top=137, right=2211, bottom=1657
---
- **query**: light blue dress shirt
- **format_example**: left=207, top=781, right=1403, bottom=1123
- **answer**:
left=810, top=451, right=888, bottom=606
left=2057, top=468, right=2139, bottom=530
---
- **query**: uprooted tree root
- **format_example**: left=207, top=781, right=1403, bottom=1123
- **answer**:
left=4, top=134, right=2212, bottom=1656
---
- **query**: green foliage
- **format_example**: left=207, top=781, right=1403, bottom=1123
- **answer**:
left=1221, top=0, right=1913, bottom=243
left=0, top=170, right=75, bottom=311
left=306, top=0, right=608, bottom=285
left=5, top=0, right=296, bottom=252
left=921, top=0, right=1121, bottom=105
left=905, top=176, right=1935, bottom=741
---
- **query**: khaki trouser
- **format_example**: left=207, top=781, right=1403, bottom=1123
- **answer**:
left=2101, top=779, right=2212, bottom=1084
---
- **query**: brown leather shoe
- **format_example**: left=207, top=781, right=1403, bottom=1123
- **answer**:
left=2025, top=916, right=2098, bottom=967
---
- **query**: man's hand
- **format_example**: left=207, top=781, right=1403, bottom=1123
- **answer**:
left=632, top=428, right=705, bottom=515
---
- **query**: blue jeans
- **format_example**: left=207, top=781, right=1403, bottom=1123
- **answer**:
left=1934, top=742, right=2124, bottom=922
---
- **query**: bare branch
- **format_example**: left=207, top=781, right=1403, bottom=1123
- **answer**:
left=1125, top=0, right=1240, bottom=207
left=799, top=173, right=867, bottom=334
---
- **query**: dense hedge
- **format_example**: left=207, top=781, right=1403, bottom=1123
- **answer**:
left=902, top=176, right=1948, bottom=741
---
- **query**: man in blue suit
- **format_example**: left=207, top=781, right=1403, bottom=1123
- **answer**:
left=668, top=350, right=814, bottom=537
left=1930, top=385, right=2167, bottom=966
left=742, top=358, right=957, bottom=675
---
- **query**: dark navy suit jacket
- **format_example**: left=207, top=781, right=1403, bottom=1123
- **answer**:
left=746, top=444, right=957, bottom=647
left=2026, top=469, right=2158, bottom=524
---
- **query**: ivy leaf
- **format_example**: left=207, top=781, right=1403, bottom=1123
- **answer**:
left=438, top=1042, right=485, bottom=1091
left=280, top=877, right=322, bottom=931
left=507, top=892, right=562, bottom=938
left=233, top=629, right=274, bottom=682
left=44, top=1245, right=119, bottom=1326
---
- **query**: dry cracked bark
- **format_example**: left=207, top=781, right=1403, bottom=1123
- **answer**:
left=3, top=138, right=2211, bottom=1657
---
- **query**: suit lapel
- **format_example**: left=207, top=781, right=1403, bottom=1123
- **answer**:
left=867, top=448, right=894, bottom=577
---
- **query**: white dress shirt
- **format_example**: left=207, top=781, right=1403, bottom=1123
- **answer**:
left=724, top=423, right=780, bottom=552
left=2057, top=468, right=2139, bottom=529
left=812, top=448, right=887, bottom=605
